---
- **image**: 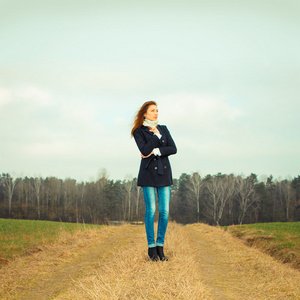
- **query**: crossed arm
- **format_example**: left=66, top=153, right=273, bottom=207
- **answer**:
left=133, top=126, right=177, bottom=159
left=140, top=127, right=161, bottom=158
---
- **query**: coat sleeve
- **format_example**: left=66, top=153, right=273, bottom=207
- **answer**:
left=159, top=126, right=177, bottom=157
left=133, top=128, right=161, bottom=156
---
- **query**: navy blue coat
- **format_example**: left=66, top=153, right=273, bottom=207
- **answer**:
left=133, top=125, right=177, bottom=187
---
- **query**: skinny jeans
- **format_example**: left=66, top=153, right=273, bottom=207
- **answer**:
left=142, top=186, right=170, bottom=248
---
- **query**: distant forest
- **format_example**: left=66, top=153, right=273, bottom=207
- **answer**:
left=0, top=171, right=299, bottom=226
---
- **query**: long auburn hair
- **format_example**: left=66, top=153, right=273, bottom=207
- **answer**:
left=131, top=101, right=157, bottom=136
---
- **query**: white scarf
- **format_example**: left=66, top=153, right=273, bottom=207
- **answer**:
left=143, top=118, right=158, bottom=129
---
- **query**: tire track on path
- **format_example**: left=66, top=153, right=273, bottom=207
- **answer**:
left=59, top=222, right=209, bottom=299
left=183, top=223, right=300, bottom=300
left=1, top=223, right=299, bottom=299
left=0, top=225, right=143, bottom=299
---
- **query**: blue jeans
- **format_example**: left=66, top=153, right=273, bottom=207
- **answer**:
left=142, top=186, right=170, bottom=248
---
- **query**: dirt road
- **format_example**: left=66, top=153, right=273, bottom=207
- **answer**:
left=0, top=223, right=299, bottom=299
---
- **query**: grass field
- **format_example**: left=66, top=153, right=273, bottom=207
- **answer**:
left=0, top=218, right=100, bottom=264
left=1, top=221, right=300, bottom=299
left=1, top=219, right=300, bottom=271
left=224, top=222, right=300, bottom=269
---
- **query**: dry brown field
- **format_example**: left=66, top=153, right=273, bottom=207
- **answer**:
left=0, top=222, right=299, bottom=299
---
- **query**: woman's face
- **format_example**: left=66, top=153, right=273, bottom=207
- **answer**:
left=144, top=105, right=158, bottom=121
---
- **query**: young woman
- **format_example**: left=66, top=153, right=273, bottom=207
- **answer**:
left=131, top=101, right=177, bottom=261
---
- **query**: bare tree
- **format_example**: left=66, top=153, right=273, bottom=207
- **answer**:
left=132, top=178, right=142, bottom=221
left=123, top=176, right=133, bottom=221
left=33, top=177, right=42, bottom=219
left=217, top=174, right=236, bottom=225
left=76, top=182, right=85, bottom=222
left=279, top=180, right=295, bottom=221
left=1, top=173, right=18, bottom=217
left=204, top=174, right=236, bottom=225
left=186, top=172, right=203, bottom=222
left=93, top=168, right=109, bottom=223
left=204, top=176, right=219, bottom=224
left=236, top=174, right=259, bottom=225
left=44, top=177, right=62, bottom=219
left=23, top=177, right=32, bottom=210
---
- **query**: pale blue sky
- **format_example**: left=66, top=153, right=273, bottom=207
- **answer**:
left=1, top=0, right=299, bottom=181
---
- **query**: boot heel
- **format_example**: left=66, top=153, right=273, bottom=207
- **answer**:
left=156, top=246, right=168, bottom=261
left=148, top=247, right=159, bottom=261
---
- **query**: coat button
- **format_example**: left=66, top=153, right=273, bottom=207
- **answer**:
left=162, top=140, right=165, bottom=143
left=164, top=166, right=167, bottom=169
left=154, top=167, right=158, bottom=170
left=154, top=158, right=157, bottom=161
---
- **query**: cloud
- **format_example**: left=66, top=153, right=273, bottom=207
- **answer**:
left=158, top=93, right=243, bottom=133
left=0, top=84, right=138, bottom=180
left=0, top=87, right=12, bottom=107
left=1, top=0, right=300, bottom=180
left=15, top=86, right=51, bottom=105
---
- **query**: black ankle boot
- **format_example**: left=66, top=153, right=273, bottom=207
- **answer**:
left=156, top=246, right=168, bottom=261
left=148, top=247, right=159, bottom=261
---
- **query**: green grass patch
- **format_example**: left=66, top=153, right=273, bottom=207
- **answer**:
left=224, top=222, right=300, bottom=269
left=0, top=218, right=101, bottom=263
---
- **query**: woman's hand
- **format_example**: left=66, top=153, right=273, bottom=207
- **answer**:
left=149, top=127, right=160, bottom=135
left=141, top=151, right=153, bottom=159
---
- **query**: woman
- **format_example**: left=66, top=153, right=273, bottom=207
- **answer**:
left=131, top=101, right=177, bottom=261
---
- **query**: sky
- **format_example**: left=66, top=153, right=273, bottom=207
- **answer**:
left=1, top=0, right=300, bottom=182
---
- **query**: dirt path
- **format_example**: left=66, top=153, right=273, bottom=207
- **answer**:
left=0, top=223, right=299, bottom=299
left=0, top=225, right=143, bottom=299
left=184, top=224, right=300, bottom=299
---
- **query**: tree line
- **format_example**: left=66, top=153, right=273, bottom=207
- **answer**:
left=0, top=171, right=299, bottom=225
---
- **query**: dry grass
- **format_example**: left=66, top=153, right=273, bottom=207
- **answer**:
left=185, top=223, right=300, bottom=300
left=59, top=222, right=209, bottom=300
left=1, top=222, right=299, bottom=300
left=0, top=226, right=120, bottom=299
left=0, top=218, right=100, bottom=265
left=226, top=223, right=300, bottom=270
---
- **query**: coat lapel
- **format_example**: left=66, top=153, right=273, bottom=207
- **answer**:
left=142, top=125, right=165, bottom=146
left=141, top=125, right=153, bottom=136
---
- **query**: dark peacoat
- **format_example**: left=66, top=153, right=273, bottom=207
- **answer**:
left=133, top=125, right=177, bottom=187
